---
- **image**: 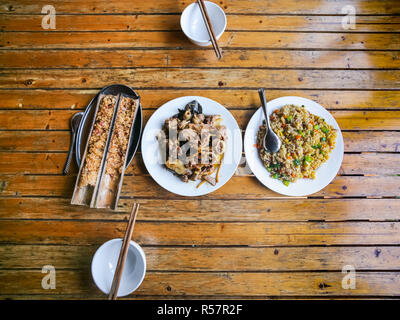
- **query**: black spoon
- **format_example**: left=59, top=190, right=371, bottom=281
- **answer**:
left=62, top=112, right=84, bottom=175
left=258, top=88, right=281, bottom=153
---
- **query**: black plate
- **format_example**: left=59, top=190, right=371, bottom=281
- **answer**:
left=75, top=84, right=143, bottom=167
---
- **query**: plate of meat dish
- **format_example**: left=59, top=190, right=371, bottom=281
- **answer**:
left=141, top=96, right=242, bottom=196
left=244, top=96, right=344, bottom=197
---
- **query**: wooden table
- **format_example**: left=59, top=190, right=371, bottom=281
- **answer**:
left=0, top=0, right=400, bottom=299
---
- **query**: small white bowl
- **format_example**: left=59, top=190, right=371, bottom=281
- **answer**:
left=91, top=239, right=146, bottom=297
left=180, top=1, right=227, bottom=46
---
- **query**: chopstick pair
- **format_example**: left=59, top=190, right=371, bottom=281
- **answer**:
left=197, top=0, right=223, bottom=60
left=108, top=203, right=140, bottom=300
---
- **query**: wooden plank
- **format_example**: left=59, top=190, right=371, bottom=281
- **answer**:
left=0, top=268, right=400, bottom=299
left=2, top=15, right=400, bottom=32
left=0, top=131, right=399, bottom=153
left=2, top=0, right=399, bottom=14
left=227, top=15, right=400, bottom=32
left=339, top=153, right=400, bottom=175
left=333, top=110, right=400, bottom=131
left=1, top=245, right=399, bottom=271
left=342, top=132, right=400, bottom=153
left=1, top=69, right=398, bottom=90
left=0, top=220, right=399, bottom=246
left=0, top=174, right=399, bottom=198
left=2, top=49, right=399, bottom=69
left=2, top=32, right=399, bottom=50
left=0, top=153, right=67, bottom=174
left=1, top=270, right=400, bottom=296
left=1, top=197, right=399, bottom=221
left=0, top=152, right=398, bottom=175
left=0, top=110, right=399, bottom=130
left=0, top=131, right=70, bottom=151
left=0, top=110, right=74, bottom=130
left=2, top=89, right=400, bottom=110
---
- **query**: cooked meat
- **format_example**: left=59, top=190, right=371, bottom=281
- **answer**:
left=157, top=100, right=227, bottom=187
left=203, top=175, right=216, bottom=186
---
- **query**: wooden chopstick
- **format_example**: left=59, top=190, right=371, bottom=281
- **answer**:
left=197, top=0, right=223, bottom=60
left=108, top=203, right=140, bottom=300
left=107, top=204, right=135, bottom=300
left=108, top=209, right=134, bottom=298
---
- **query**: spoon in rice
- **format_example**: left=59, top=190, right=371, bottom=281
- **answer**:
left=258, top=88, right=281, bottom=153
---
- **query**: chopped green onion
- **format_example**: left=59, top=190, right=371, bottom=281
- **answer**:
left=320, top=150, right=325, bottom=155
left=297, top=130, right=305, bottom=137
left=286, top=115, right=293, bottom=122
left=283, top=180, right=290, bottom=186
left=267, top=167, right=272, bottom=172
left=314, top=124, right=320, bottom=130
left=293, top=159, right=301, bottom=166
left=321, top=126, right=329, bottom=134
left=304, top=155, right=312, bottom=163
left=312, top=144, right=322, bottom=149
left=272, top=173, right=279, bottom=179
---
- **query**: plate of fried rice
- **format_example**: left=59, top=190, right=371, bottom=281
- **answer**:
left=244, top=96, right=344, bottom=196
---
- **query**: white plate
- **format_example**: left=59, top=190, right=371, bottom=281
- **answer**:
left=141, top=96, right=242, bottom=196
left=244, top=96, right=344, bottom=197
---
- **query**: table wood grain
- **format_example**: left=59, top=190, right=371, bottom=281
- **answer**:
left=0, top=0, right=399, bottom=299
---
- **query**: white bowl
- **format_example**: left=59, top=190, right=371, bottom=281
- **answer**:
left=180, top=1, right=227, bottom=46
left=91, top=239, right=146, bottom=297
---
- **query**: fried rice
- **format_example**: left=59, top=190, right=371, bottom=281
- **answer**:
left=104, top=96, right=137, bottom=180
left=79, top=95, right=116, bottom=187
left=256, top=104, right=337, bottom=186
